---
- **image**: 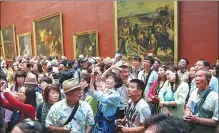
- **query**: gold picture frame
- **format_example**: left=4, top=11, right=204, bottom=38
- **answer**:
left=0, top=30, right=2, bottom=57
left=114, top=1, right=179, bottom=65
left=33, top=12, right=64, bottom=57
left=17, top=32, right=32, bottom=56
left=73, top=30, right=98, bottom=58
left=1, top=25, right=17, bottom=61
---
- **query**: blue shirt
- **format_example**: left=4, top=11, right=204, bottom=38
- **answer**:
left=138, top=70, right=158, bottom=98
left=88, top=88, right=120, bottom=117
left=209, top=76, right=218, bottom=93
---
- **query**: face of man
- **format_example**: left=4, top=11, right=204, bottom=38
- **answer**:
left=195, top=60, right=206, bottom=71
left=65, top=88, right=82, bottom=102
left=143, top=60, right=151, bottom=70
left=133, top=60, right=140, bottom=68
left=81, top=61, right=88, bottom=69
left=21, top=63, right=29, bottom=72
left=120, top=67, right=130, bottom=81
left=195, top=70, right=209, bottom=91
left=153, top=61, right=160, bottom=70
left=127, top=82, right=142, bottom=98
left=178, top=59, right=187, bottom=69
left=189, top=67, right=196, bottom=78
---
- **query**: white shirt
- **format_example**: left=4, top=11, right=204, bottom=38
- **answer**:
left=45, top=99, right=94, bottom=133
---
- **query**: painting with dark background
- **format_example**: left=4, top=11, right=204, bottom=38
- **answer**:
left=33, top=12, right=63, bottom=57
left=1, top=25, right=16, bottom=60
left=73, top=30, right=98, bottom=58
left=117, top=1, right=178, bottom=65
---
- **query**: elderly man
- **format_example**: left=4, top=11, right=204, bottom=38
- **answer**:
left=191, top=59, right=218, bottom=93
left=184, top=70, right=218, bottom=133
left=45, top=78, right=94, bottom=133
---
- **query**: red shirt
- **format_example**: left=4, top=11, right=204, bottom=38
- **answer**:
left=0, top=92, right=36, bottom=120
left=148, top=80, right=160, bottom=103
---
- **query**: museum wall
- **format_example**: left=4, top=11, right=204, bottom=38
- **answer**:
left=179, top=1, right=219, bottom=66
left=1, top=1, right=218, bottom=66
left=0, top=1, right=115, bottom=60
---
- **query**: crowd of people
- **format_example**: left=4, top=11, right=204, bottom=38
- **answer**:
left=0, top=53, right=218, bottom=133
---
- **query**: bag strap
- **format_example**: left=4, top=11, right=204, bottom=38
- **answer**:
left=193, top=89, right=212, bottom=115
left=63, top=101, right=79, bottom=126
left=144, top=69, right=152, bottom=85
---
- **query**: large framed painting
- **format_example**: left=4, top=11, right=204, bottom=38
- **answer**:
left=17, top=32, right=32, bottom=56
left=73, top=30, right=98, bottom=58
left=33, top=12, right=64, bottom=57
left=0, top=31, right=2, bottom=57
left=0, top=30, right=2, bottom=57
left=115, top=1, right=178, bottom=65
left=1, top=25, right=17, bottom=61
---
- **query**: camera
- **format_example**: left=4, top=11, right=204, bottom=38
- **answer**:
left=115, top=120, right=125, bottom=126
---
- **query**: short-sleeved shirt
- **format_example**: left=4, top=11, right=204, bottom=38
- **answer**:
left=187, top=88, right=219, bottom=121
left=159, top=81, right=189, bottom=118
left=138, top=70, right=158, bottom=97
left=45, top=99, right=94, bottom=133
left=125, top=98, right=151, bottom=127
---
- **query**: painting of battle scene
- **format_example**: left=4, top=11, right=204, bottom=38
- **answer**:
left=73, top=30, right=98, bottom=58
left=117, top=1, right=178, bottom=65
left=33, top=12, right=63, bottom=57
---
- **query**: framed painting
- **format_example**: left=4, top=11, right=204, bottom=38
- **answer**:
left=33, top=12, right=64, bottom=57
left=114, top=1, right=178, bottom=65
left=73, top=30, right=98, bottom=58
left=0, top=30, right=2, bottom=57
left=1, top=25, right=17, bottom=61
left=17, top=32, right=32, bottom=56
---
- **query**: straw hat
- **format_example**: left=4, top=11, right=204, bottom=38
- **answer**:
left=62, top=78, right=81, bottom=92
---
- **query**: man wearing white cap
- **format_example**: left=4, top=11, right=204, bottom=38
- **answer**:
left=45, top=78, right=94, bottom=133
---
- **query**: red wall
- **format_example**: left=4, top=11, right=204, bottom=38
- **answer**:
left=1, top=1, right=219, bottom=66
left=0, top=1, right=115, bottom=59
left=179, top=2, right=219, bottom=66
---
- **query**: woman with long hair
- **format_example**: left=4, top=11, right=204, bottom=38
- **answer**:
left=0, top=81, right=37, bottom=132
left=148, top=65, right=167, bottom=115
left=11, top=71, right=26, bottom=92
left=32, top=63, right=44, bottom=75
left=158, top=66, right=189, bottom=118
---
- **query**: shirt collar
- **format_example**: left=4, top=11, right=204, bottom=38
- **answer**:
left=197, top=87, right=211, bottom=97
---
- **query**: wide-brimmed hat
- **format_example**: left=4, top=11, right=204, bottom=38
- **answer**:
left=24, top=75, right=38, bottom=87
left=62, top=78, right=81, bottom=92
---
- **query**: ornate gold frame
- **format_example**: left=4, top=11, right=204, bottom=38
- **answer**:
left=1, top=25, right=17, bottom=61
left=114, top=1, right=179, bottom=64
left=17, top=32, right=32, bottom=56
left=32, top=12, right=64, bottom=56
left=73, top=30, right=99, bottom=58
